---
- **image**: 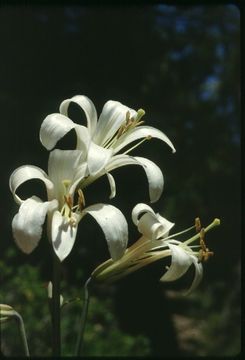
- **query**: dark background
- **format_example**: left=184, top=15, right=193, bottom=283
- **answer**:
left=0, top=3, right=241, bottom=356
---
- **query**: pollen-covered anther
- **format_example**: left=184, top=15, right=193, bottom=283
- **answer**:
left=64, top=194, right=73, bottom=209
left=198, top=248, right=214, bottom=262
left=195, top=217, right=201, bottom=232
left=77, top=189, right=85, bottom=211
left=198, top=227, right=214, bottom=262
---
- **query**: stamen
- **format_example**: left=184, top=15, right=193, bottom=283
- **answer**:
left=136, top=109, right=145, bottom=122
left=78, top=189, right=85, bottom=211
left=184, top=218, right=220, bottom=246
left=198, top=227, right=214, bottom=263
left=123, top=136, right=151, bottom=155
left=64, top=194, right=73, bottom=209
left=195, top=217, right=201, bottom=232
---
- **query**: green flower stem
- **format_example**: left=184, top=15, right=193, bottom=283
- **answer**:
left=75, top=277, right=91, bottom=356
left=15, top=312, right=30, bottom=357
left=52, top=252, right=61, bottom=356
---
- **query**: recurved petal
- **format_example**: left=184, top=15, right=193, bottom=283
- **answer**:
left=75, top=125, right=90, bottom=154
left=83, top=204, right=128, bottom=261
left=59, top=95, right=98, bottom=136
left=106, top=154, right=164, bottom=203
left=51, top=211, right=78, bottom=262
left=12, top=196, right=58, bottom=254
left=184, top=256, right=203, bottom=295
left=40, top=113, right=76, bottom=150
left=106, top=172, right=116, bottom=199
left=93, top=100, right=137, bottom=145
left=137, top=212, right=168, bottom=240
left=113, top=126, right=176, bottom=154
left=132, top=203, right=156, bottom=226
left=87, top=142, right=113, bottom=176
left=9, top=165, right=54, bottom=204
left=160, top=243, right=193, bottom=282
left=134, top=156, right=164, bottom=203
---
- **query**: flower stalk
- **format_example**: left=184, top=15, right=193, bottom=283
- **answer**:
left=0, top=304, right=30, bottom=356
left=75, top=277, right=92, bottom=356
left=51, top=252, right=61, bottom=356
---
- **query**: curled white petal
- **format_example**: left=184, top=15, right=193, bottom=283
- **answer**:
left=40, top=113, right=76, bottom=150
left=106, top=172, right=116, bottom=199
left=134, top=156, right=163, bottom=203
left=12, top=197, right=58, bottom=254
left=132, top=203, right=174, bottom=239
left=160, top=243, right=193, bottom=282
left=132, top=203, right=156, bottom=226
left=184, top=256, right=203, bottom=295
left=106, top=154, right=164, bottom=203
left=9, top=165, right=54, bottom=204
left=113, top=126, right=176, bottom=154
left=51, top=210, right=78, bottom=262
left=93, top=100, right=137, bottom=145
left=75, top=125, right=90, bottom=154
left=59, top=95, right=98, bottom=136
left=82, top=204, right=128, bottom=261
left=137, top=212, right=167, bottom=240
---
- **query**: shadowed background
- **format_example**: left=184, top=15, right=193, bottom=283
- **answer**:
left=0, top=3, right=241, bottom=356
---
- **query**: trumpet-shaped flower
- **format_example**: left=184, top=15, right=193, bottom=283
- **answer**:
left=40, top=95, right=176, bottom=203
left=9, top=149, right=128, bottom=262
left=92, top=203, right=220, bottom=294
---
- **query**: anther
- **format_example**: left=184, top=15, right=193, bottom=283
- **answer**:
left=198, top=227, right=214, bottom=262
left=78, top=189, right=85, bottom=211
left=64, top=194, right=73, bottom=209
left=195, top=217, right=201, bottom=232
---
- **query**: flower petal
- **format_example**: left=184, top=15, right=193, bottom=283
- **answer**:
left=106, top=154, right=164, bottom=203
left=75, top=125, right=90, bottom=153
left=48, top=149, right=84, bottom=199
left=93, top=100, right=137, bottom=145
left=40, top=113, right=76, bottom=150
left=106, top=172, right=116, bottom=199
left=131, top=203, right=174, bottom=239
left=160, top=243, right=193, bottom=282
left=9, top=165, right=54, bottom=204
left=12, top=196, right=58, bottom=254
left=134, top=156, right=163, bottom=203
left=51, top=210, right=78, bottom=262
left=113, top=126, right=176, bottom=154
left=59, top=95, right=98, bottom=136
left=87, top=142, right=113, bottom=176
left=184, top=256, right=203, bottom=295
left=83, top=204, right=128, bottom=261
left=132, top=203, right=156, bottom=226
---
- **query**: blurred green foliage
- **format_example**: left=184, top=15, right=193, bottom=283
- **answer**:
left=0, top=248, right=151, bottom=356
left=0, top=3, right=241, bottom=357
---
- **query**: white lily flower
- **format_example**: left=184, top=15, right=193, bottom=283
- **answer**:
left=40, top=95, right=176, bottom=203
left=9, top=149, right=128, bottom=262
left=92, top=203, right=220, bottom=294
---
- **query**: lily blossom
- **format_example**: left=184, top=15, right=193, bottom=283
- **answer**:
left=40, top=95, right=176, bottom=203
left=92, top=203, right=220, bottom=294
left=9, top=149, right=128, bottom=262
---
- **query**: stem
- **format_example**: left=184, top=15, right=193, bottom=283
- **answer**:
left=15, top=312, right=30, bottom=357
left=52, top=253, right=61, bottom=356
left=75, top=277, right=91, bottom=356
